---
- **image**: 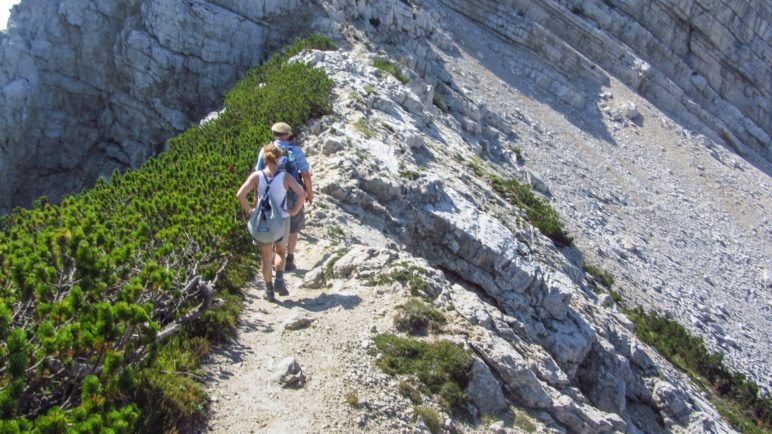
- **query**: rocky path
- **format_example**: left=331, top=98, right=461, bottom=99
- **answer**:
left=202, top=240, right=359, bottom=433
left=201, top=240, right=421, bottom=433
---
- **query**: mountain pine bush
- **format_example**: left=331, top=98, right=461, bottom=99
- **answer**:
left=0, top=35, right=334, bottom=431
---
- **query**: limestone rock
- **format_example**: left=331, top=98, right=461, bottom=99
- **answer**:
left=271, top=357, right=306, bottom=388
left=465, top=357, right=509, bottom=416
left=282, top=311, right=315, bottom=331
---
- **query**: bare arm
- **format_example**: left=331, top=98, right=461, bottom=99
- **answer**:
left=285, top=174, right=307, bottom=216
left=301, top=171, right=313, bottom=204
left=236, top=172, right=259, bottom=214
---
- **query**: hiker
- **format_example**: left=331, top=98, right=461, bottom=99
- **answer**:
left=255, top=122, right=313, bottom=272
left=238, top=143, right=306, bottom=301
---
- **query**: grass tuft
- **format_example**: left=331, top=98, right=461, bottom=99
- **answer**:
left=373, top=334, right=472, bottom=414
left=413, top=405, right=441, bottom=433
left=394, top=299, right=446, bottom=335
left=373, top=58, right=410, bottom=84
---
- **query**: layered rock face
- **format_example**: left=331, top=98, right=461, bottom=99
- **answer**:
left=439, top=0, right=771, bottom=163
left=0, top=0, right=326, bottom=212
left=1, top=0, right=768, bottom=211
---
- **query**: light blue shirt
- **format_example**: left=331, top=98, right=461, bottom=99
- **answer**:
left=255, top=140, right=309, bottom=181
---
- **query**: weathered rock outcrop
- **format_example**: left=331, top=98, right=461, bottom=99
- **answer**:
left=291, top=45, right=740, bottom=431
left=0, top=0, right=331, bottom=212
left=439, top=0, right=771, bottom=162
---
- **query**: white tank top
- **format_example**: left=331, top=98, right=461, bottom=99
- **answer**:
left=256, top=171, right=288, bottom=218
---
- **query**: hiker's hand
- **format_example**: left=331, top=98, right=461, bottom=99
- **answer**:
left=246, top=207, right=255, bottom=216
left=305, top=190, right=313, bottom=204
left=290, top=208, right=300, bottom=217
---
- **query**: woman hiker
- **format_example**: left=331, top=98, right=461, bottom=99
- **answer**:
left=237, top=142, right=306, bottom=301
left=255, top=122, right=313, bottom=272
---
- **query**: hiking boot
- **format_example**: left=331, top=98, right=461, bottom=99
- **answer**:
left=264, top=282, right=276, bottom=302
left=285, top=254, right=297, bottom=272
left=274, top=272, right=289, bottom=296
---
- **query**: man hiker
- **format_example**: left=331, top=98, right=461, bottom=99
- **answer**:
left=255, top=122, right=313, bottom=275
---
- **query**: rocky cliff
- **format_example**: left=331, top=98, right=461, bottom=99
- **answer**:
left=0, top=0, right=331, bottom=212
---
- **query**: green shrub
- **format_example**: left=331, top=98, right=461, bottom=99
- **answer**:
left=394, top=299, right=446, bottom=335
left=413, top=405, right=441, bottom=434
left=489, top=176, right=573, bottom=246
left=371, top=263, right=430, bottom=296
left=583, top=263, right=615, bottom=288
left=373, top=58, right=410, bottom=84
left=373, top=334, right=472, bottom=414
left=609, top=290, right=622, bottom=303
left=0, top=35, right=334, bottom=430
left=628, top=308, right=771, bottom=433
left=459, top=156, right=572, bottom=246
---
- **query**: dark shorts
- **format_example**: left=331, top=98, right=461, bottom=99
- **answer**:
left=287, top=189, right=306, bottom=234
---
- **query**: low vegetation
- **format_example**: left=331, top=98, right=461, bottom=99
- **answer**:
left=398, top=379, right=423, bottom=404
left=432, top=92, right=447, bottom=112
left=394, top=299, right=446, bottom=335
left=353, top=117, right=376, bottom=139
left=0, top=35, right=335, bottom=431
left=627, top=307, right=771, bottom=433
left=373, top=334, right=473, bottom=414
left=370, top=263, right=430, bottom=296
left=582, top=263, right=615, bottom=288
left=344, top=391, right=360, bottom=408
left=373, top=57, right=410, bottom=84
left=413, top=405, right=441, bottom=433
left=459, top=155, right=573, bottom=246
left=323, top=250, right=347, bottom=282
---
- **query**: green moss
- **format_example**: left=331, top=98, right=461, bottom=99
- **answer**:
left=373, top=58, right=410, bottom=84
left=627, top=307, right=771, bottom=433
left=480, top=414, right=496, bottom=426
left=394, top=299, right=446, bottom=335
left=363, top=84, right=377, bottom=95
left=413, top=405, right=440, bottom=434
left=373, top=334, right=473, bottom=414
left=353, top=118, right=376, bottom=139
left=583, top=263, right=615, bottom=288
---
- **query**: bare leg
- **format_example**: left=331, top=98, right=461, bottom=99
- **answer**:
left=261, top=244, right=273, bottom=283
left=288, top=232, right=299, bottom=256
left=274, top=243, right=286, bottom=271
